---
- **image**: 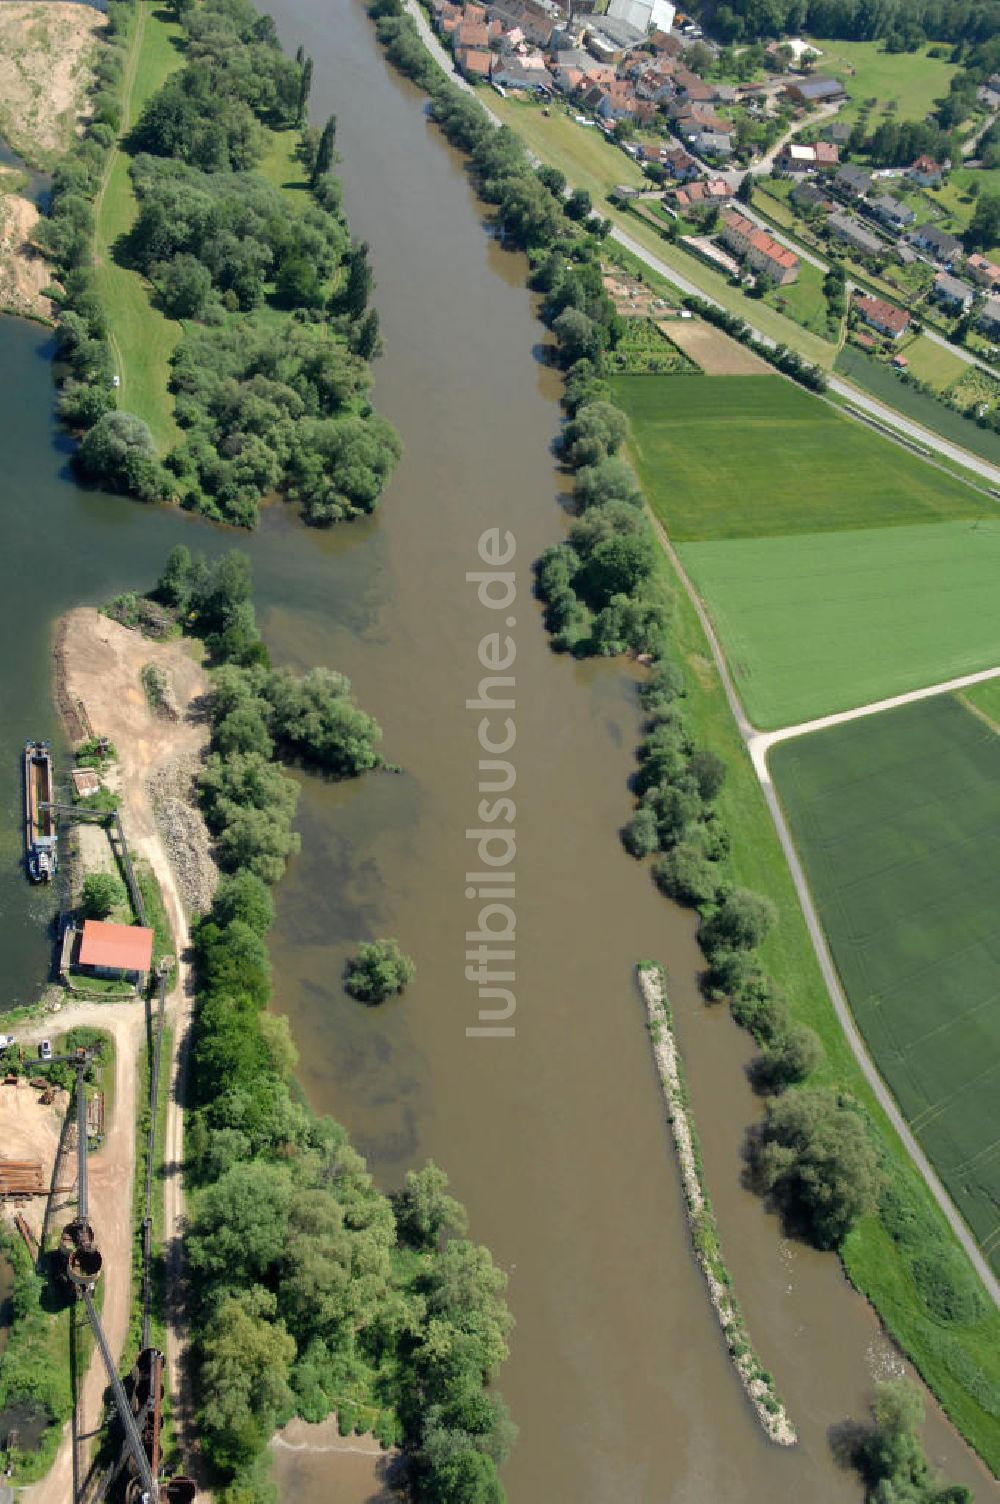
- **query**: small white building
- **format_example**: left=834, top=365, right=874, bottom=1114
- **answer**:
left=606, top=0, right=675, bottom=35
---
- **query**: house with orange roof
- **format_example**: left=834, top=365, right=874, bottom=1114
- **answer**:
left=720, top=209, right=800, bottom=285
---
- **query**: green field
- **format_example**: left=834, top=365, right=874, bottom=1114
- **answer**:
left=680, top=520, right=1000, bottom=727
left=808, top=37, right=957, bottom=125
left=771, top=695, right=1000, bottom=1270
left=93, top=4, right=185, bottom=453
left=613, top=374, right=988, bottom=542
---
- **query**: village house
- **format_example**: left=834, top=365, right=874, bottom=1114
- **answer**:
left=834, top=164, right=872, bottom=199
left=584, top=15, right=644, bottom=60
left=785, top=75, right=846, bottom=106
left=492, top=55, right=554, bottom=89
left=662, top=145, right=699, bottom=180
left=456, top=43, right=493, bottom=76
left=720, top=208, right=800, bottom=284
left=853, top=292, right=910, bottom=340
left=909, top=223, right=964, bottom=266
left=791, top=180, right=828, bottom=212
left=670, top=177, right=733, bottom=212
left=690, top=129, right=733, bottom=157
left=967, top=253, right=1000, bottom=289
left=75, top=919, right=154, bottom=991
left=829, top=211, right=884, bottom=259
left=932, top=271, right=976, bottom=312
left=779, top=140, right=839, bottom=173
left=486, top=0, right=558, bottom=47
left=908, top=154, right=944, bottom=187
left=978, top=294, right=1000, bottom=336
left=606, top=0, right=676, bottom=33
left=870, top=193, right=915, bottom=231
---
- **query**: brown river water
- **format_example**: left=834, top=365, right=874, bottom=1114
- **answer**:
left=0, top=0, right=992, bottom=1498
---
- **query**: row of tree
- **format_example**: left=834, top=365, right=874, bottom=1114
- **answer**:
left=705, top=0, right=1000, bottom=47
left=41, top=0, right=399, bottom=528
left=146, top=546, right=514, bottom=1503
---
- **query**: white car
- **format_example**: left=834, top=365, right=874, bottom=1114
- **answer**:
left=112, top=374, right=121, bottom=389
left=38, top=1039, right=52, bottom=1061
left=0, top=1034, right=16, bottom=1050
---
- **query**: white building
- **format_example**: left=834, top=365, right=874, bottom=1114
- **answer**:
left=606, top=0, right=675, bottom=36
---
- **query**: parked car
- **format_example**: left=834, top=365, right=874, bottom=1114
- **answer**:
left=38, top=1039, right=52, bottom=1061
left=0, top=1034, right=16, bottom=1050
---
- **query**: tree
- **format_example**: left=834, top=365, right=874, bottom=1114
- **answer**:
left=76, top=411, right=166, bottom=501
left=496, top=174, right=562, bottom=249
left=574, top=457, right=642, bottom=511
left=737, top=172, right=754, bottom=205
left=561, top=401, right=629, bottom=467
left=210, top=872, right=275, bottom=936
left=552, top=308, right=604, bottom=368
left=351, top=307, right=381, bottom=360
left=340, top=240, right=373, bottom=319
left=198, top=1286, right=296, bottom=1472
left=966, top=191, right=1000, bottom=251
left=154, top=253, right=213, bottom=318
left=310, top=113, right=337, bottom=187
left=700, top=888, right=777, bottom=956
left=297, top=56, right=313, bottom=125
left=157, top=544, right=194, bottom=611
left=652, top=842, right=720, bottom=907
left=754, top=1088, right=882, bottom=1248
left=344, top=938, right=415, bottom=1002
left=565, top=186, right=593, bottom=221
left=621, top=805, right=659, bottom=858
left=395, top=1161, right=469, bottom=1249
left=276, top=254, right=324, bottom=309
left=81, top=871, right=127, bottom=919
left=752, top=1023, right=823, bottom=1091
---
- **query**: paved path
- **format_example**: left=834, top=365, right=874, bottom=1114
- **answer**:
left=645, top=506, right=1000, bottom=1310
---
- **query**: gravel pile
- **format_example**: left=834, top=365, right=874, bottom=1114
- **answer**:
left=147, top=753, right=218, bottom=916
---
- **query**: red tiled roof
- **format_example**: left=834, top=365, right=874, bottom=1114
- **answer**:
left=79, top=920, right=154, bottom=974
left=854, top=293, right=910, bottom=336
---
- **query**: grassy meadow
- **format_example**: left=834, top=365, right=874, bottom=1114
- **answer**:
left=807, top=37, right=957, bottom=125
left=770, top=694, right=1000, bottom=1270
left=92, top=5, right=186, bottom=453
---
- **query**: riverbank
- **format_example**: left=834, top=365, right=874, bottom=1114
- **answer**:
left=637, top=962, right=796, bottom=1448
left=365, top=9, right=1000, bottom=1480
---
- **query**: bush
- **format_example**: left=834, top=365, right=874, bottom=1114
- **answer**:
left=344, top=938, right=416, bottom=1003
left=81, top=871, right=128, bottom=919
left=754, top=1088, right=882, bottom=1249
left=910, top=1245, right=987, bottom=1325
left=652, top=842, right=720, bottom=907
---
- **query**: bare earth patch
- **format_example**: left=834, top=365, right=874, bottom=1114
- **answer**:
left=0, top=2, right=105, bottom=165
left=660, top=318, right=772, bottom=376
left=0, top=193, right=54, bottom=320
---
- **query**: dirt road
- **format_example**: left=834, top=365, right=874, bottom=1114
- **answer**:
left=50, top=609, right=213, bottom=1481
left=18, top=1000, right=144, bottom=1504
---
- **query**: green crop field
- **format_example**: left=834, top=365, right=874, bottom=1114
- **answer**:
left=771, top=695, right=1000, bottom=1270
left=679, top=520, right=1000, bottom=727
left=613, top=374, right=988, bottom=542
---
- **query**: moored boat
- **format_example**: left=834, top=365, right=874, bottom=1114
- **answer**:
left=23, top=739, right=57, bottom=882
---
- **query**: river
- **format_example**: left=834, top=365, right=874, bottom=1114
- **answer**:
left=0, top=0, right=994, bottom=1498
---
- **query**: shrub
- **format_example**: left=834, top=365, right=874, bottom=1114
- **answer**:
left=81, top=871, right=127, bottom=919
left=344, top=938, right=415, bottom=1002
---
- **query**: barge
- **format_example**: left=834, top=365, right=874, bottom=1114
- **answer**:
left=24, top=740, right=57, bottom=882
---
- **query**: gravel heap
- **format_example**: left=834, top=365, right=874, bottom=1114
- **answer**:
left=147, top=753, right=218, bottom=916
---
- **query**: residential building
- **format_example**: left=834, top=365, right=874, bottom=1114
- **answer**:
left=492, top=57, right=555, bottom=89
left=932, top=271, right=975, bottom=311
left=690, top=130, right=733, bottom=157
left=834, top=164, right=872, bottom=198
left=909, top=223, right=964, bottom=265
left=967, top=253, right=1000, bottom=289
left=456, top=44, right=493, bottom=76
left=870, top=193, right=914, bottom=231
left=791, top=180, right=828, bottom=211
left=584, top=15, right=644, bottom=58
left=662, top=145, right=699, bottom=180
left=671, top=178, right=733, bottom=211
left=853, top=292, right=910, bottom=340
left=720, top=209, right=800, bottom=284
left=978, top=294, right=1000, bottom=336
left=77, top=919, right=154, bottom=989
left=780, top=142, right=817, bottom=173
left=785, top=75, right=846, bottom=105
left=908, top=154, right=944, bottom=187
left=454, top=18, right=491, bottom=48
left=829, top=212, right=883, bottom=258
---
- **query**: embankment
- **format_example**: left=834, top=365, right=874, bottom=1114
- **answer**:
left=637, top=962, right=796, bottom=1448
